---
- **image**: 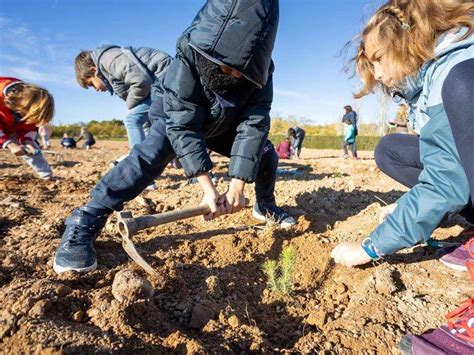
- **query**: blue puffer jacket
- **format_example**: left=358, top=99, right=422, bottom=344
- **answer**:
left=370, top=28, right=474, bottom=256
left=164, top=0, right=279, bottom=181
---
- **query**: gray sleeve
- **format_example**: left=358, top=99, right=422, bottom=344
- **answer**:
left=100, top=49, right=152, bottom=109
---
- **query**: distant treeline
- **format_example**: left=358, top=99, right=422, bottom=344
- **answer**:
left=51, top=118, right=382, bottom=150
left=270, top=116, right=384, bottom=137
left=269, top=135, right=381, bottom=151
left=51, top=119, right=127, bottom=139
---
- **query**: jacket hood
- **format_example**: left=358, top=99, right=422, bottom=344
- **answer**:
left=91, top=45, right=119, bottom=65
left=186, top=0, right=279, bottom=88
left=396, top=27, right=474, bottom=101
left=91, top=45, right=119, bottom=95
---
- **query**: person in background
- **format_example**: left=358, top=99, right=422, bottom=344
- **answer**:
left=342, top=119, right=358, bottom=159
left=287, top=126, right=305, bottom=159
left=389, top=103, right=409, bottom=134
left=38, top=123, right=52, bottom=148
left=74, top=46, right=171, bottom=148
left=275, top=136, right=291, bottom=159
left=76, top=126, right=96, bottom=149
left=342, top=105, right=358, bottom=134
left=60, top=133, right=76, bottom=149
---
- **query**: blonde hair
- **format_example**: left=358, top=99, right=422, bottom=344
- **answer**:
left=396, top=104, right=409, bottom=122
left=4, top=83, right=55, bottom=125
left=352, top=0, right=474, bottom=98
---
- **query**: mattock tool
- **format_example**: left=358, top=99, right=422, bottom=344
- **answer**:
left=117, top=199, right=249, bottom=275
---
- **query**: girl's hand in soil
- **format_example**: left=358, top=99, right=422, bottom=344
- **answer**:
left=197, top=172, right=226, bottom=221
left=224, top=179, right=246, bottom=214
left=7, top=142, right=27, bottom=156
left=331, top=242, right=373, bottom=267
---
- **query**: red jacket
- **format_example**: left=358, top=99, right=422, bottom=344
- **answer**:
left=0, top=77, right=37, bottom=148
left=276, top=139, right=291, bottom=159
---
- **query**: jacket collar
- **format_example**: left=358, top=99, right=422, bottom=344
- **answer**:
left=395, top=27, right=474, bottom=101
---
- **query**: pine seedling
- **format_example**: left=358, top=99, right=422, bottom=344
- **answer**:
left=277, top=246, right=296, bottom=295
left=262, top=246, right=297, bottom=297
left=262, top=259, right=279, bottom=293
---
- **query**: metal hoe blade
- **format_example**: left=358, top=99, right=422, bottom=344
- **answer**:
left=117, top=211, right=157, bottom=275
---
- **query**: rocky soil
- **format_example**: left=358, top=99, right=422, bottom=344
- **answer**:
left=1, top=140, right=472, bottom=354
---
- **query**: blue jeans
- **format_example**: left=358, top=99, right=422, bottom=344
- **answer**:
left=124, top=96, right=153, bottom=148
left=88, top=115, right=278, bottom=212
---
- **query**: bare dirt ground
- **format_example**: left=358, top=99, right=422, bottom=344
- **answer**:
left=1, top=140, right=473, bottom=354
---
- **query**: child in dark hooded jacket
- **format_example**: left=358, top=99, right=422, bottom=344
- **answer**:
left=54, top=0, right=295, bottom=274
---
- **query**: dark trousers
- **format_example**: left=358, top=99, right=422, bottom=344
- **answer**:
left=374, top=133, right=473, bottom=222
left=343, top=141, right=357, bottom=157
left=374, top=134, right=422, bottom=188
left=83, top=139, right=95, bottom=148
left=293, top=133, right=305, bottom=158
left=87, top=116, right=278, bottom=212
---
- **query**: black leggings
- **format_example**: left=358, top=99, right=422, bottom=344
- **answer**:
left=374, top=133, right=422, bottom=189
left=374, top=133, right=474, bottom=222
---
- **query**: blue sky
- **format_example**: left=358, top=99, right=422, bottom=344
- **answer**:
left=0, top=0, right=390, bottom=126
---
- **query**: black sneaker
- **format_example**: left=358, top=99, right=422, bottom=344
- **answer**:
left=53, top=207, right=109, bottom=274
left=252, top=202, right=296, bottom=228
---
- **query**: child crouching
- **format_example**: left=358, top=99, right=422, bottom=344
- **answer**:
left=332, top=0, right=474, bottom=267
left=0, top=77, right=55, bottom=179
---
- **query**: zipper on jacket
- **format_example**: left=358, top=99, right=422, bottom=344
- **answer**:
left=210, top=0, right=237, bottom=54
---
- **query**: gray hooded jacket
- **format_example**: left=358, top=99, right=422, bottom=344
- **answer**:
left=92, top=45, right=171, bottom=109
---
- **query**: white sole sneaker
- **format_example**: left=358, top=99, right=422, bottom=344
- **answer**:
left=252, top=206, right=267, bottom=222
left=53, top=259, right=97, bottom=274
left=252, top=206, right=296, bottom=229
left=439, top=258, right=468, bottom=272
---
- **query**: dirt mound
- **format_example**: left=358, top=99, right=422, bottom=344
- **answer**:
left=1, top=141, right=472, bottom=353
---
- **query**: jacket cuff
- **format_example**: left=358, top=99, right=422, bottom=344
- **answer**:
left=361, top=237, right=382, bottom=259
left=179, top=149, right=213, bottom=177
left=369, top=229, right=392, bottom=256
left=228, top=156, right=258, bottom=183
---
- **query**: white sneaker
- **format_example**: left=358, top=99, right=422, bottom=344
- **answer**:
left=252, top=203, right=296, bottom=228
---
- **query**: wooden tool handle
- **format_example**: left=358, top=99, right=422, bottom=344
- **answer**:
left=136, top=197, right=250, bottom=228
left=136, top=204, right=211, bottom=228
left=118, top=198, right=250, bottom=238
